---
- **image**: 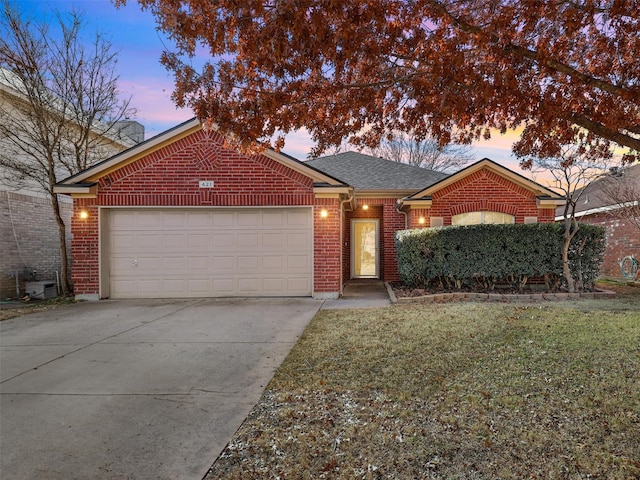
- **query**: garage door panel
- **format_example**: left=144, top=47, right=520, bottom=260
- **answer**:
left=237, top=212, right=260, bottom=226
left=212, top=233, right=235, bottom=248
left=163, top=234, right=186, bottom=248
left=187, top=279, right=210, bottom=294
left=263, top=256, right=283, bottom=269
left=212, top=212, right=235, bottom=226
left=212, top=278, right=235, bottom=293
left=288, top=210, right=311, bottom=226
left=237, top=278, right=260, bottom=292
left=263, top=278, right=285, bottom=293
left=162, top=279, right=187, bottom=295
left=108, top=208, right=312, bottom=298
left=110, top=211, right=136, bottom=229
left=238, top=233, right=260, bottom=248
left=139, top=234, right=163, bottom=250
left=288, top=232, right=311, bottom=247
left=263, top=233, right=285, bottom=248
left=262, top=210, right=285, bottom=226
left=137, top=279, right=163, bottom=295
left=162, top=212, right=186, bottom=228
left=237, top=256, right=259, bottom=270
left=162, top=257, right=186, bottom=271
left=187, top=212, right=211, bottom=227
left=210, top=256, right=234, bottom=270
left=111, top=233, right=135, bottom=249
left=288, top=255, right=310, bottom=270
left=187, top=256, right=211, bottom=270
left=138, top=212, right=164, bottom=228
left=187, top=234, right=209, bottom=250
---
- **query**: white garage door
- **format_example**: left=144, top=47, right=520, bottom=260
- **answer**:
left=107, top=208, right=313, bottom=298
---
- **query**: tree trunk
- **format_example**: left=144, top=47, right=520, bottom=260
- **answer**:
left=51, top=193, right=72, bottom=296
left=562, top=217, right=578, bottom=293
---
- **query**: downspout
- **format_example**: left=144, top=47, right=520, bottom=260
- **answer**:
left=395, top=199, right=408, bottom=229
left=339, top=192, right=354, bottom=296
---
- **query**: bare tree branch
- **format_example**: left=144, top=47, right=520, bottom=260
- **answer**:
left=0, top=1, right=135, bottom=295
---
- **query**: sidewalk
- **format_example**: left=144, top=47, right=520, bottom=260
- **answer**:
left=321, top=280, right=391, bottom=309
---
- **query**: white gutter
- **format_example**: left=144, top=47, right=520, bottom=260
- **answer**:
left=554, top=201, right=639, bottom=221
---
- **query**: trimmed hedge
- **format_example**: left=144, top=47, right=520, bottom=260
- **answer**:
left=395, top=223, right=605, bottom=291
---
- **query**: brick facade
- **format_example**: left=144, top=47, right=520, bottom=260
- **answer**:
left=69, top=129, right=343, bottom=298
left=0, top=190, right=72, bottom=298
left=579, top=213, right=640, bottom=279
left=407, top=167, right=557, bottom=228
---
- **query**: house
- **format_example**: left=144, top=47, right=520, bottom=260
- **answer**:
left=0, top=68, right=143, bottom=298
left=54, top=119, right=564, bottom=300
left=556, top=164, right=640, bottom=279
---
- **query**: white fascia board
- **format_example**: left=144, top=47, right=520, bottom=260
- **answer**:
left=554, top=201, right=638, bottom=221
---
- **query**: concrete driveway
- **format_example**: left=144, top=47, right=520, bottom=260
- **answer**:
left=0, top=298, right=321, bottom=479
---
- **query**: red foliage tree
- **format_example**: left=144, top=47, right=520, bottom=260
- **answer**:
left=119, top=0, right=640, bottom=161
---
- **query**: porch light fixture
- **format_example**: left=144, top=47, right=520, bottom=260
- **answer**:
left=418, top=216, right=426, bottom=225
left=320, top=209, right=328, bottom=218
left=79, top=210, right=89, bottom=220
left=362, top=204, right=369, bottom=210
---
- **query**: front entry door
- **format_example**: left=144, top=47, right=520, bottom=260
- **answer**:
left=351, top=219, right=379, bottom=278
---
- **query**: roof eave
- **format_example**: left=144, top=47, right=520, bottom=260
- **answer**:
left=53, top=182, right=98, bottom=197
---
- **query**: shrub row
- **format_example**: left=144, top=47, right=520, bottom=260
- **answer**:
left=395, top=223, right=605, bottom=291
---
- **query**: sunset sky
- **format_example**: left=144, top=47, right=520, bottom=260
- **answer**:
left=20, top=0, right=532, bottom=179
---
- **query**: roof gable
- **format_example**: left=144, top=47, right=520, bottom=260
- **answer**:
left=306, top=151, right=448, bottom=192
left=56, top=118, right=346, bottom=190
left=407, top=158, right=562, bottom=200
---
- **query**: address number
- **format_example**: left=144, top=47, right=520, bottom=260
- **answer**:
left=199, top=180, right=215, bottom=188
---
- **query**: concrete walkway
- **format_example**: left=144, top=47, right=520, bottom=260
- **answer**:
left=0, top=298, right=321, bottom=480
left=321, top=280, right=392, bottom=309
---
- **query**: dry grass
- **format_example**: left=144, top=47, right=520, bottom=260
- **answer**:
left=0, top=296, right=75, bottom=321
left=207, top=288, right=640, bottom=479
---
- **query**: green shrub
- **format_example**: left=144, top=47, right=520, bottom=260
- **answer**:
left=395, top=223, right=605, bottom=291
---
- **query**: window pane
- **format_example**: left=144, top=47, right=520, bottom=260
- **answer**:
left=451, top=212, right=482, bottom=225
left=484, top=211, right=515, bottom=224
left=451, top=211, right=514, bottom=225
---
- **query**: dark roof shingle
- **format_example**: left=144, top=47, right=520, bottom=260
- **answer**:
left=306, top=151, right=448, bottom=191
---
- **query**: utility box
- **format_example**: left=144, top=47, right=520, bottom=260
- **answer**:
left=25, top=281, right=57, bottom=300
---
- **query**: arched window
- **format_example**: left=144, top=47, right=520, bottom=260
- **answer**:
left=452, top=211, right=515, bottom=226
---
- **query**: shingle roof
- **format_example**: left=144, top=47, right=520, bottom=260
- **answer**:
left=306, top=151, right=448, bottom=191
left=559, top=163, right=640, bottom=216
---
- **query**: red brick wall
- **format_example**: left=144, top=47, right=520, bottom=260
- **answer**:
left=314, top=200, right=341, bottom=293
left=70, top=129, right=341, bottom=296
left=579, top=213, right=640, bottom=279
left=408, top=168, right=556, bottom=227
left=70, top=200, right=99, bottom=295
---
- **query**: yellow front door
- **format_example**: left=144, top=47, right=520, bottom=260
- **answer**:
left=351, top=219, right=379, bottom=278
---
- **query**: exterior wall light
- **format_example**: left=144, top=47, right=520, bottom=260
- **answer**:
left=320, top=209, right=328, bottom=218
left=79, top=210, right=89, bottom=220
left=362, top=204, right=369, bottom=210
left=418, top=216, right=426, bottom=225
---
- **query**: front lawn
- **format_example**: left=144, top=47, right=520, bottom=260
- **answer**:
left=207, top=292, right=640, bottom=479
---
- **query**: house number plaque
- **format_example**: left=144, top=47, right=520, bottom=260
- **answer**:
left=198, top=180, right=215, bottom=188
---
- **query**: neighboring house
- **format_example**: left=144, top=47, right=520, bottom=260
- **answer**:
left=555, top=164, right=640, bottom=280
left=54, top=119, right=565, bottom=300
left=0, top=69, right=143, bottom=298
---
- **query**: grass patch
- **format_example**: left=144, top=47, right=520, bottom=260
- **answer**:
left=208, top=297, right=640, bottom=479
left=0, top=296, right=75, bottom=321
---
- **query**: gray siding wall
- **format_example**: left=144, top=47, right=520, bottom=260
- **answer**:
left=0, top=190, right=72, bottom=298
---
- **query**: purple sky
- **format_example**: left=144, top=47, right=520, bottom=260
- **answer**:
left=22, top=0, right=531, bottom=176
